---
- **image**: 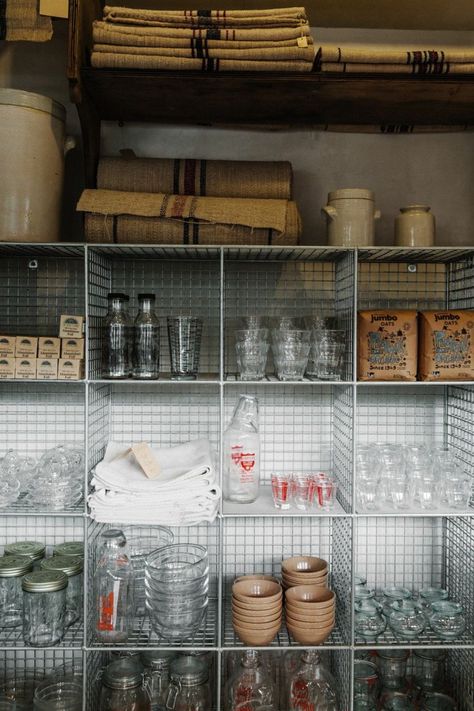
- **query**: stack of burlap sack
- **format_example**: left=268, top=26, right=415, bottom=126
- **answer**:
left=77, top=155, right=302, bottom=245
left=91, top=5, right=315, bottom=72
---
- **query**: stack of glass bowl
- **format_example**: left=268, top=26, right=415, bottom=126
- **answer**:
left=122, top=525, right=174, bottom=616
left=25, top=445, right=83, bottom=511
left=145, top=543, right=209, bottom=642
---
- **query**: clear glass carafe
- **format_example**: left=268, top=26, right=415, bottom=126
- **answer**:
left=0, top=555, right=33, bottom=627
left=133, top=293, right=160, bottom=379
left=94, top=529, right=133, bottom=643
left=287, top=650, right=338, bottom=710
left=140, top=650, right=175, bottom=711
left=165, top=656, right=211, bottom=711
left=100, top=658, right=151, bottom=711
left=102, top=293, right=132, bottom=379
left=225, top=650, right=276, bottom=710
left=223, top=394, right=260, bottom=504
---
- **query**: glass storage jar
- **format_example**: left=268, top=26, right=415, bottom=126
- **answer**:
left=413, top=650, right=446, bottom=692
left=53, top=541, right=84, bottom=558
left=355, top=599, right=387, bottom=640
left=140, top=650, right=175, bottom=711
left=165, top=656, right=211, bottom=711
left=388, top=600, right=425, bottom=640
left=33, top=679, right=83, bottom=710
left=418, top=587, right=449, bottom=621
left=421, top=693, right=457, bottom=710
left=382, top=586, right=412, bottom=618
left=22, top=570, right=68, bottom=646
left=353, top=660, right=379, bottom=707
left=100, top=658, right=151, bottom=711
left=0, top=554, right=32, bottom=627
left=5, top=541, right=46, bottom=570
left=377, top=650, right=409, bottom=690
left=41, top=555, right=83, bottom=626
left=102, top=292, right=132, bottom=379
left=429, top=601, right=466, bottom=640
left=380, top=690, right=415, bottom=710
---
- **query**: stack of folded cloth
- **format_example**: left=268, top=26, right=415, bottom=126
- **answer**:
left=315, top=43, right=474, bottom=75
left=77, top=155, right=302, bottom=245
left=91, top=5, right=316, bottom=72
left=88, top=438, right=221, bottom=526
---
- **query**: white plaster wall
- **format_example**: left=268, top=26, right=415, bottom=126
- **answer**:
left=0, top=22, right=473, bottom=245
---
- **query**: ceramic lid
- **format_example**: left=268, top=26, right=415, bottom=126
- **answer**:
left=170, top=656, right=208, bottom=686
left=5, top=541, right=46, bottom=561
left=103, top=658, right=144, bottom=689
left=0, top=555, right=33, bottom=577
left=41, top=555, right=83, bottom=577
left=328, top=188, right=374, bottom=201
left=53, top=541, right=84, bottom=558
left=0, top=88, right=65, bottom=122
left=22, top=570, right=68, bottom=593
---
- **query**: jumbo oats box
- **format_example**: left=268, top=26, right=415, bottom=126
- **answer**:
left=419, top=310, right=474, bottom=381
left=358, top=310, right=418, bottom=381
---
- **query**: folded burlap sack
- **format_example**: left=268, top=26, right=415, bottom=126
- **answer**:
left=318, top=43, right=474, bottom=65
left=319, top=62, right=473, bottom=75
left=91, top=51, right=313, bottom=71
left=103, top=5, right=308, bottom=27
left=98, top=157, right=293, bottom=200
left=1, top=0, right=52, bottom=41
left=77, top=189, right=301, bottom=245
left=93, top=43, right=315, bottom=62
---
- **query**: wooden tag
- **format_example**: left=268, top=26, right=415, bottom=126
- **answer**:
left=297, top=36, right=308, bottom=48
left=130, top=442, right=161, bottom=479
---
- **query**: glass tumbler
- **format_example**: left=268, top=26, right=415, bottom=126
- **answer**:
left=292, top=473, right=314, bottom=511
left=236, top=341, right=269, bottom=381
left=167, top=316, right=203, bottom=380
left=313, top=476, right=338, bottom=511
left=377, top=650, right=409, bottom=690
left=312, top=329, right=345, bottom=380
left=271, top=474, right=292, bottom=510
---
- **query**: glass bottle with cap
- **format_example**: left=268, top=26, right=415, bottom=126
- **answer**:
left=5, top=541, right=46, bottom=570
left=53, top=541, right=84, bottom=558
left=0, top=555, right=33, bottom=627
left=133, top=293, right=160, bottom=379
left=41, top=555, right=83, bottom=627
left=165, top=656, right=211, bottom=711
left=22, top=570, right=68, bottom=646
left=100, top=658, right=151, bottom=711
left=102, top=292, right=132, bottom=379
left=140, top=651, right=174, bottom=711
left=94, top=529, right=133, bottom=643
left=225, top=650, right=276, bottom=710
left=286, top=650, right=338, bottom=711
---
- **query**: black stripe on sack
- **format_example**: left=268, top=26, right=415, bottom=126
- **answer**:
left=200, top=160, right=207, bottom=196
left=0, top=0, right=6, bottom=40
left=192, top=222, right=199, bottom=245
left=112, top=216, right=118, bottom=244
left=173, top=160, right=180, bottom=194
left=197, top=9, right=212, bottom=16
left=268, top=229, right=273, bottom=246
left=207, top=28, right=220, bottom=39
left=160, top=194, right=170, bottom=218
left=183, top=219, right=190, bottom=245
left=194, top=38, right=204, bottom=58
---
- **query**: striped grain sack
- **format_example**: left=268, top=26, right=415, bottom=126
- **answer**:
left=93, top=20, right=311, bottom=42
left=91, top=52, right=313, bottom=71
left=98, top=157, right=293, bottom=200
left=0, top=0, right=52, bottom=41
left=318, top=62, right=474, bottom=75
left=103, top=6, right=308, bottom=27
left=93, top=43, right=316, bottom=62
left=77, top=189, right=301, bottom=245
left=317, top=43, right=474, bottom=65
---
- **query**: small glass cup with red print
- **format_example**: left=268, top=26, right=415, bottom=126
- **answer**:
left=271, top=474, right=292, bottom=510
left=291, top=473, right=314, bottom=511
left=313, top=472, right=338, bottom=511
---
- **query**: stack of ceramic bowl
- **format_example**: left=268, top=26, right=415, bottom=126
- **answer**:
left=232, top=577, right=282, bottom=646
left=285, top=586, right=336, bottom=644
left=281, top=556, right=328, bottom=590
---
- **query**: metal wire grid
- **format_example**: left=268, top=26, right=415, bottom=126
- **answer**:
left=335, top=253, right=355, bottom=381
left=333, top=386, right=353, bottom=513
left=87, top=251, right=112, bottom=381
left=445, top=518, right=474, bottom=639
left=0, top=515, right=85, bottom=648
left=447, top=255, right=474, bottom=310
left=221, top=517, right=351, bottom=648
left=357, top=261, right=447, bottom=311
left=86, top=520, right=219, bottom=648
left=447, top=386, right=474, bottom=509
left=0, top=256, right=85, bottom=336
left=358, top=248, right=474, bottom=264
left=446, top=649, right=474, bottom=711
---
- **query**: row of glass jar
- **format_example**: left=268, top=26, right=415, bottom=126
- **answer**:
left=355, top=579, right=466, bottom=642
left=354, top=650, right=457, bottom=710
left=0, top=662, right=83, bottom=710
left=0, top=540, right=84, bottom=646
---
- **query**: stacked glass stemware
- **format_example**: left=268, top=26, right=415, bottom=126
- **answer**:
left=145, top=543, right=209, bottom=641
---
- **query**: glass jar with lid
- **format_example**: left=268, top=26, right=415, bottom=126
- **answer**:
left=353, top=660, right=379, bottom=708
left=102, top=292, right=132, bottom=379
left=355, top=599, right=387, bottom=640
left=140, top=650, right=175, bottom=711
left=41, top=555, right=83, bottom=627
left=421, top=693, right=457, bottom=710
left=5, top=541, right=46, bottom=570
left=100, top=658, right=151, bottom=711
left=377, top=650, right=409, bottom=691
left=388, top=600, right=425, bottom=640
left=53, top=541, right=84, bottom=559
left=33, top=679, right=83, bottom=710
left=413, top=650, right=446, bottom=692
left=165, top=655, right=211, bottom=711
left=418, top=587, right=449, bottom=621
left=429, top=601, right=466, bottom=640
left=382, top=586, right=412, bottom=618
left=0, top=555, right=33, bottom=627
left=22, top=570, right=68, bottom=646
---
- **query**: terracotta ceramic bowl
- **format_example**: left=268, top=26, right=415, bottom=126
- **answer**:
left=285, top=586, right=335, bottom=610
left=232, top=580, right=282, bottom=606
left=285, top=614, right=335, bottom=631
left=287, top=622, right=334, bottom=645
left=285, top=606, right=335, bottom=624
left=233, top=622, right=281, bottom=646
left=232, top=600, right=282, bottom=617
left=231, top=596, right=282, bottom=614
left=282, top=574, right=328, bottom=588
left=234, top=574, right=280, bottom=586
left=281, top=556, right=328, bottom=577
left=232, top=608, right=282, bottom=626
left=232, top=615, right=282, bottom=630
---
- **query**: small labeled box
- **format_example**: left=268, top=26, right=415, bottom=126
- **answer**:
left=36, top=358, right=58, bottom=380
left=0, top=336, right=16, bottom=357
left=58, top=358, right=84, bottom=380
left=59, top=315, right=85, bottom=339
left=61, top=338, right=85, bottom=360
left=15, top=358, right=37, bottom=379
left=15, top=336, right=38, bottom=358
left=0, top=357, right=15, bottom=379
left=38, top=337, right=61, bottom=359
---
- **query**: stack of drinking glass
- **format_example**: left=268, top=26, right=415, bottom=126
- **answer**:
left=145, top=543, right=209, bottom=641
left=271, top=328, right=311, bottom=381
left=356, top=443, right=472, bottom=513
left=235, top=327, right=270, bottom=381
left=305, top=317, right=346, bottom=381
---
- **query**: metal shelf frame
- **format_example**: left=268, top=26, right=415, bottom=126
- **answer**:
left=0, top=245, right=473, bottom=710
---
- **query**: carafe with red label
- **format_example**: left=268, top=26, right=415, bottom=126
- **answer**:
left=94, top=529, right=134, bottom=643
left=223, top=395, right=260, bottom=504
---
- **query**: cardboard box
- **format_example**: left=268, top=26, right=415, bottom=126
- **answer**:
left=358, top=310, right=418, bottom=381
left=0, top=336, right=16, bottom=357
left=0, top=357, right=15, bottom=379
left=38, top=337, right=61, bottom=359
left=39, top=0, right=68, bottom=18
left=15, top=336, right=38, bottom=358
left=419, top=310, right=474, bottom=381
left=58, top=359, right=84, bottom=380
left=15, top=358, right=37, bottom=379
left=59, top=315, right=85, bottom=339
left=36, top=358, right=58, bottom=380
left=61, top=338, right=85, bottom=360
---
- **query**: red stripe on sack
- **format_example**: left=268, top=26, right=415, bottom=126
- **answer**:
left=184, top=159, right=197, bottom=195
left=170, top=195, right=188, bottom=218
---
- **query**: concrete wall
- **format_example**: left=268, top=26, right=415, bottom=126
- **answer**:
left=0, top=22, right=473, bottom=245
